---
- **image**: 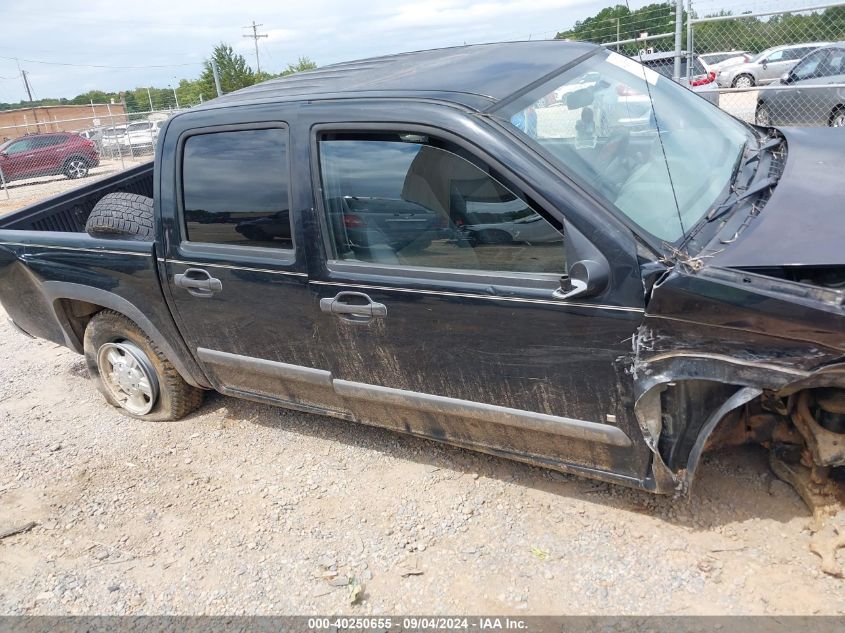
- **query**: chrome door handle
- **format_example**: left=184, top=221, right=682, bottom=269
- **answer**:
left=174, top=268, right=222, bottom=297
left=319, top=291, right=387, bottom=321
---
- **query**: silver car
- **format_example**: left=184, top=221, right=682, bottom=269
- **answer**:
left=717, top=42, right=830, bottom=88
left=756, top=42, right=845, bottom=127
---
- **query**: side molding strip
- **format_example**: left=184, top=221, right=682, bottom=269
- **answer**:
left=196, top=348, right=333, bottom=387
left=333, top=379, right=632, bottom=447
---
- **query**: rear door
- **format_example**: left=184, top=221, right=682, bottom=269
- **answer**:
left=303, top=108, right=651, bottom=484
left=160, top=112, right=346, bottom=416
left=28, top=135, right=66, bottom=175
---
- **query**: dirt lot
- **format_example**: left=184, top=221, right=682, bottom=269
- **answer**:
left=0, top=306, right=843, bottom=615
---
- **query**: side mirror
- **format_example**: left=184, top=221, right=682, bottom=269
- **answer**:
left=780, top=71, right=792, bottom=84
left=554, top=259, right=610, bottom=300
left=761, top=60, right=768, bottom=69
left=554, top=218, right=611, bottom=301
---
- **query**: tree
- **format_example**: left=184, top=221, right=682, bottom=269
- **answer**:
left=281, top=56, right=318, bottom=76
left=199, top=43, right=256, bottom=97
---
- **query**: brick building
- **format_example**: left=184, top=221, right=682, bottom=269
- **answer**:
left=0, top=104, right=127, bottom=142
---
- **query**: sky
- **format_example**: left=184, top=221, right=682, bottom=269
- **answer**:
left=0, top=0, right=821, bottom=102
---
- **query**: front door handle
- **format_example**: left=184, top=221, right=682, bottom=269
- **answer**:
left=319, top=291, right=387, bottom=321
left=174, top=268, right=222, bottom=297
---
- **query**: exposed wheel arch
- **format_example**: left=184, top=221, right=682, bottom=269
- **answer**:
left=829, top=105, right=845, bottom=128
left=42, top=282, right=211, bottom=389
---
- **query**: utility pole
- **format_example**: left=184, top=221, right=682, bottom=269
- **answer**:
left=210, top=59, right=223, bottom=97
left=673, top=0, right=684, bottom=81
left=147, top=87, right=155, bottom=111
left=243, top=20, right=268, bottom=73
left=20, top=69, right=41, bottom=132
left=616, top=18, right=620, bottom=52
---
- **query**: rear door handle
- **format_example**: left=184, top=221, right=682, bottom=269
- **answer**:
left=319, top=291, right=387, bottom=321
left=174, top=268, right=222, bottom=297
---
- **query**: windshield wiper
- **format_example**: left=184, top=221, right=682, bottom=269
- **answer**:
left=744, top=135, right=783, bottom=167
left=706, top=175, right=778, bottom=223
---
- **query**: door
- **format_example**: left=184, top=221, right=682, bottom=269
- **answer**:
left=760, top=49, right=793, bottom=83
left=791, top=48, right=845, bottom=126
left=162, top=122, right=346, bottom=416
left=27, top=135, right=66, bottom=176
left=307, top=126, right=650, bottom=482
left=0, top=138, right=36, bottom=181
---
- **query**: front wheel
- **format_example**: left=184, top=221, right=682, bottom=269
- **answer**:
left=756, top=103, right=772, bottom=126
left=84, top=310, right=203, bottom=420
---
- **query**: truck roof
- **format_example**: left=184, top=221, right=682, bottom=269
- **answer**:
left=209, top=40, right=599, bottom=111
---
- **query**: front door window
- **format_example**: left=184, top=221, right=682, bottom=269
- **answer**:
left=317, top=133, right=564, bottom=275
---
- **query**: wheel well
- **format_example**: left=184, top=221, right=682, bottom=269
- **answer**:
left=63, top=154, right=93, bottom=168
left=829, top=104, right=845, bottom=124
left=56, top=298, right=103, bottom=349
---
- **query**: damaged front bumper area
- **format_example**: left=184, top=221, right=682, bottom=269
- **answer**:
left=632, top=265, right=845, bottom=504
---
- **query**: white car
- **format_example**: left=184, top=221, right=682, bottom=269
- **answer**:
left=122, top=121, right=161, bottom=153
left=699, top=51, right=750, bottom=73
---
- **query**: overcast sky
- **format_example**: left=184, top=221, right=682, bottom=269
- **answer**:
left=0, top=0, right=811, bottom=102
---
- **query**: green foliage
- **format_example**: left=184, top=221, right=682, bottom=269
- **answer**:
left=556, top=2, right=845, bottom=55
left=0, top=44, right=318, bottom=112
left=281, top=56, right=318, bottom=76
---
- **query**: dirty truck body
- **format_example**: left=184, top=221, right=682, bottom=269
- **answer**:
left=0, top=41, right=843, bottom=498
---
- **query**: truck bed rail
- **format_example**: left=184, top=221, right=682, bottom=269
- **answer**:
left=0, top=162, right=154, bottom=232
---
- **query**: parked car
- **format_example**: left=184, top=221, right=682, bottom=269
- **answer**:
left=717, top=42, right=830, bottom=88
left=635, top=51, right=719, bottom=105
left=756, top=42, right=845, bottom=127
left=699, top=50, right=750, bottom=72
left=1, top=42, right=843, bottom=508
left=122, top=120, right=160, bottom=153
left=0, top=132, right=99, bottom=183
left=100, top=125, right=128, bottom=157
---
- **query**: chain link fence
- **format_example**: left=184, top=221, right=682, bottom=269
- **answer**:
left=0, top=107, right=178, bottom=213
left=690, top=2, right=845, bottom=126
left=564, top=0, right=845, bottom=126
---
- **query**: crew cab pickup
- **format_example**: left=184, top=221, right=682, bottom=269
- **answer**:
left=1, top=41, right=844, bottom=501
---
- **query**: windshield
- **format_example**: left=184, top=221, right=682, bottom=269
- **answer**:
left=496, top=49, right=750, bottom=243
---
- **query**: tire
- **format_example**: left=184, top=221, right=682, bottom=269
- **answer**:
left=64, top=156, right=90, bottom=179
left=756, top=103, right=772, bottom=126
left=830, top=107, right=845, bottom=128
left=85, top=192, right=154, bottom=240
left=84, top=310, right=203, bottom=421
left=732, top=74, right=755, bottom=89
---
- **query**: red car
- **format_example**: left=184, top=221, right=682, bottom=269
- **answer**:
left=0, top=132, right=99, bottom=184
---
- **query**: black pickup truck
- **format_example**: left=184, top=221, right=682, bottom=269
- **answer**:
left=1, top=41, right=844, bottom=504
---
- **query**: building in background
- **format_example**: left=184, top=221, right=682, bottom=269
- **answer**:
left=0, top=104, right=126, bottom=142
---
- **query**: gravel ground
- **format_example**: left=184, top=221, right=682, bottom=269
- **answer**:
left=0, top=305, right=843, bottom=616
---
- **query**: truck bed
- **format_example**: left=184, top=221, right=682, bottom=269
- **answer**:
left=0, top=162, right=153, bottom=232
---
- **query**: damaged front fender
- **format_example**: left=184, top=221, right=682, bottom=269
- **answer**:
left=633, top=265, right=845, bottom=494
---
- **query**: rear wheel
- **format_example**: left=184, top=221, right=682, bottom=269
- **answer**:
left=733, top=74, right=755, bottom=89
left=64, top=157, right=90, bottom=179
left=830, top=107, right=845, bottom=128
left=84, top=310, right=203, bottom=421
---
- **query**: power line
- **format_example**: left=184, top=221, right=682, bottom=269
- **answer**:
left=0, top=54, right=203, bottom=70
left=243, top=20, right=268, bottom=73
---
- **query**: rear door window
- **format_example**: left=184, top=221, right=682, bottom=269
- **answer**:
left=181, top=127, right=293, bottom=251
